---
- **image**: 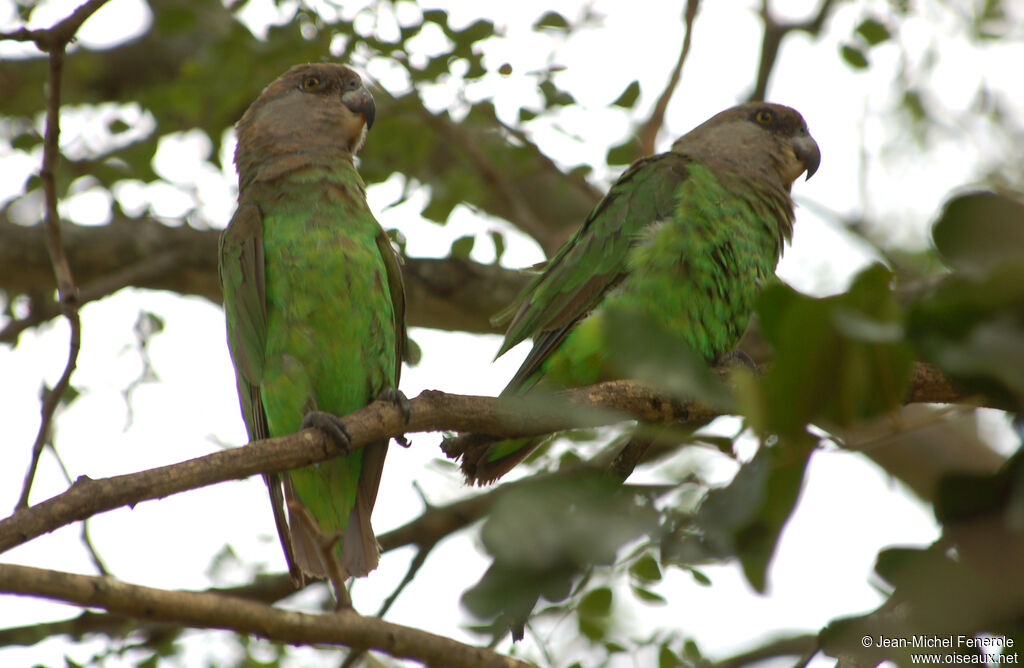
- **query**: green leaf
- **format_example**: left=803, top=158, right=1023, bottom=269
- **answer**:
left=688, top=567, right=711, bottom=586
left=539, top=79, right=576, bottom=108
left=489, top=230, right=506, bottom=264
left=518, top=107, right=538, bottom=122
left=462, top=472, right=658, bottom=631
left=578, top=586, right=613, bottom=617
left=611, top=80, right=641, bottom=109
left=855, top=18, right=891, bottom=45
left=695, top=435, right=814, bottom=592
left=907, top=262, right=1024, bottom=408
left=931, top=191, right=1024, bottom=278
left=606, top=139, right=636, bottom=166
left=450, top=235, right=475, bottom=259
left=631, top=584, right=667, bottom=604
left=746, top=265, right=914, bottom=438
left=935, top=449, right=1024, bottom=524
left=533, top=11, right=570, bottom=30
left=421, top=9, right=448, bottom=26
left=604, top=305, right=733, bottom=410
left=840, top=44, right=869, bottom=69
left=578, top=615, right=607, bottom=640
left=659, top=643, right=684, bottom=668
left=629, top=553, right=662, bottom=583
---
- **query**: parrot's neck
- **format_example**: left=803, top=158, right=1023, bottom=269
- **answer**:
left=236, top=144, right=358, bottom=191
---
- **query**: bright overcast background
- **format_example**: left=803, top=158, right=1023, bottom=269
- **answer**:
left=1, top=0, right=1023, bottom=666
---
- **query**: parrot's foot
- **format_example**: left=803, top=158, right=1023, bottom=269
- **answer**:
left=713, top=349, right=760, bottom=374
left=301, top=411, right=352, bottom=453
left=377, top=388, right=412, bottom=448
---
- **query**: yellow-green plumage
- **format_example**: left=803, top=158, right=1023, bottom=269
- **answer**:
left=220, top=63, right=404, bottom=583
left=449, top=102, right=820, bottom=484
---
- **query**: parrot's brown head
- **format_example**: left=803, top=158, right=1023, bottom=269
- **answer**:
left=235, top=63, right=375, bottom=185
left=672, top=102, right=820, bottom=192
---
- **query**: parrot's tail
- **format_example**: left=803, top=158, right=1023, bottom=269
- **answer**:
left=282, top=447, right=384, bottom=581
left=442, top=433, right=542, bottom=486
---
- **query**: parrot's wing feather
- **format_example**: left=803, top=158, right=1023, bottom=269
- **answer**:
left=498, top=152, right=691, bottom=392
left=219, top=203, right=302, bottom=586
left=375, top=230, right=408, bottom=388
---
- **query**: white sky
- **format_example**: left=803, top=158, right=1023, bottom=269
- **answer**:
left=1, top=0, right=1023, bottom=666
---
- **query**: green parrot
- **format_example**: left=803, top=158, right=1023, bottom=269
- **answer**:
left=219, top=63, right=406, bottom=585
left=445, top=102, right=820, bottom=485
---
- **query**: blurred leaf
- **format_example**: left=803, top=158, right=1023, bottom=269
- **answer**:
left=11, top=132, right=40, bottom=152
left=688, top=567, right=711, bottom=586
left=533, top=11, right=569, bottom=31
left=489, top=230, right=506, bottom=264
left=606, top=138, right=636, bottom=166
left=539, top=79, right=576, bottom=108
left=450, top=234, right=475, bottom=259
left=578, top=586, right=613, bottom=617
left=840, top=44, right=869, bottom=69
left=745, top=265, right=914, bottom=438
left=907, top=263, right=1024, bottom=409
left=155, top=5, right=197, bottom=34
left=462, top=472, right=658, bottom=633
left=518, top=107, right=537, bottom=122
left=695, top=435, right=814, bottom=592
left=931, top=191, right=1024, bottom=278
left=631, top=584, right=667, bottom=604
left=629, top=553, right=662, bottom=583
left=578, top=615, right=607, bottom=640
left=659, top=644, right=684, bottom=668
left=855, top=18, right=891, bottom=45
left=604, top=306, right=733, bottom=410
left=935, top=449, right=1024, bottom=525
left=611, top=81, right=641, bottom=109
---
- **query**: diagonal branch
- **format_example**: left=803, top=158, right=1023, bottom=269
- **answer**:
left=0, top=563, right=534, bottom=668
left=748, top=0, right=838, bottom=102
left=0, top=0, right=110, bottom=48
left=637, top=0, right=700, bottom=157
left=0, top=363, right=969, bottom=555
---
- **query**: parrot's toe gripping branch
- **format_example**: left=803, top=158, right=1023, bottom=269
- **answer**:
left=377, top=388, right=412, bottom=448
left=301, top=410, right=353, bottom=453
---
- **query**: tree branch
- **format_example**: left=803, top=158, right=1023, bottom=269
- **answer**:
left=0, top=0, right=110, bottom=48
left=13, top=0, right=115, bottom=511
left=0, top=213, right=527, bottom=338
left=749, top=0, right=838, bottom=102
left=0, top=564, right=534, bottom=668
left=0, top=364, right=976, bottom=555
left=637, top=0, right=699, bottom=157
left=0, top=482, right=506, bottom=650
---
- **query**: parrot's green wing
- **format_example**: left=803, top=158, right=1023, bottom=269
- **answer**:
left=218, top=202, right=301, bottom=585
left=376, top=229, right=408, bottom=388
left=496, top=151, right=691, bottom=393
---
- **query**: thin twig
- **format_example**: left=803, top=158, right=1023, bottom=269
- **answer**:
left=12, top=0, right=113, bottom=511
left=0, top=0, right=110, bottom=47
left=710, top=633, right=819, bottom=668
left=637, top=0, right=700, bottom=157
left=749, top=0, right=838, bottom=102
left=17, top=46, right=78, bottom=511
left=47, top=442, right=110, bottom=575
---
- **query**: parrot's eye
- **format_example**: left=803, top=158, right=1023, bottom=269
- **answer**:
left=302, top=76, right=321, bottom=91
left=755, top=110, right=774, bottom=125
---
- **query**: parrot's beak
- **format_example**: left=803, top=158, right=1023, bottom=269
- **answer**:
left=342, top=86, right=376, bottom=130
left=793, top=133, right=821, bottom=180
